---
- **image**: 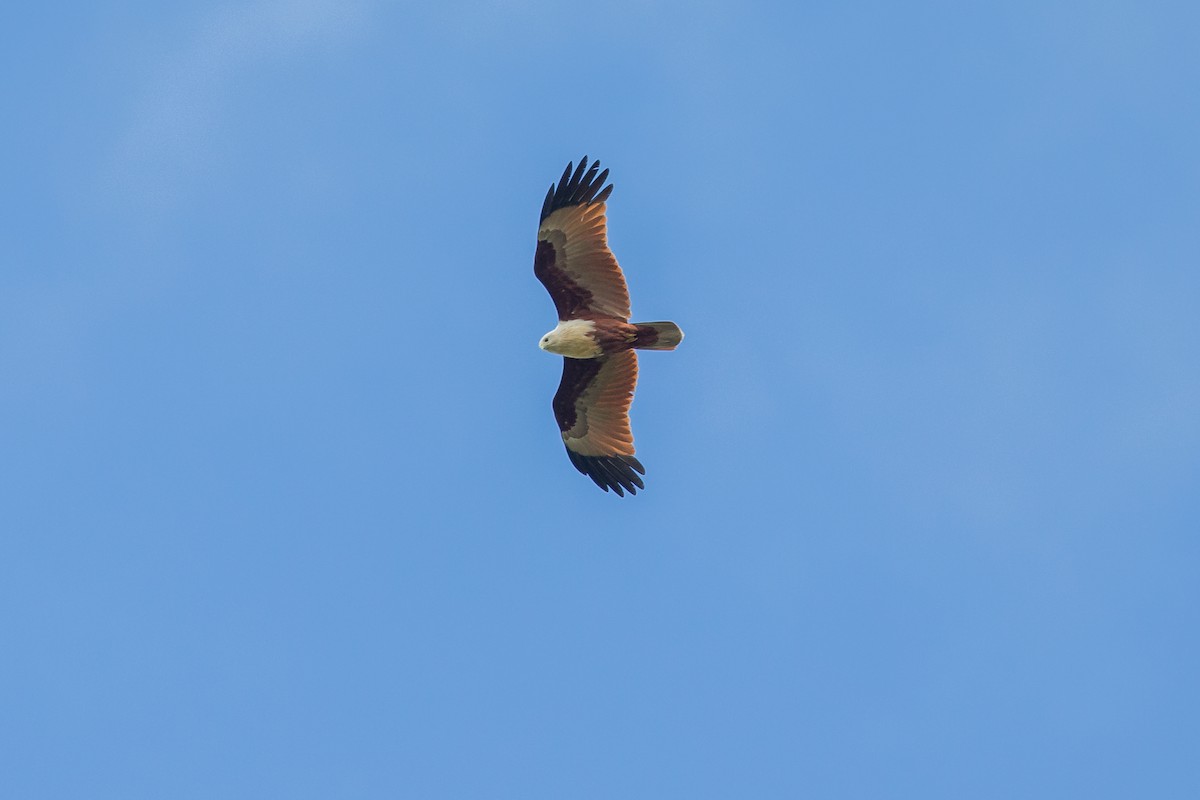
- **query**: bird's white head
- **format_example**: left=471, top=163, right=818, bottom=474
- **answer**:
left=538, top=319, right=601, bottom=358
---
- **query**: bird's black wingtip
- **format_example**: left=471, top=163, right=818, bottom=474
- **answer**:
left=539, top=155, right=614, bottom=224
left=566, top=449, right=645, bottom=496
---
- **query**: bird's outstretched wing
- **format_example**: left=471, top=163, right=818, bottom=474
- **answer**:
left=552, top=350, right=645, bottom=496
left=535, top=156, right=632, bottom=321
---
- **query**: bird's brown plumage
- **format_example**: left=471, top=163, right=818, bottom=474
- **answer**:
left=535, top=160, right=630, bottom=321
left=535, top=156, right=677, bottom=496
left=553, top=351, right=645, bottom=496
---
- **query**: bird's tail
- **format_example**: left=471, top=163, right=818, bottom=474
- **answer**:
left=633, top=321, right=685, bottom=351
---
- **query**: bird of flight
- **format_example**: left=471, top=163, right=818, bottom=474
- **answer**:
left=534, top=156, right=684, bottom=496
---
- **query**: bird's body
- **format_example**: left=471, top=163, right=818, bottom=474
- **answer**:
left=540, top=318, right=678, bottom=359
left=533, top=156, right=683, bottom=496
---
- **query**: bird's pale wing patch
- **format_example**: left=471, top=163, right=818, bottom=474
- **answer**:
left=534, top=157, right=631, bottom=321
left=552, top=351, right=644, bottom=496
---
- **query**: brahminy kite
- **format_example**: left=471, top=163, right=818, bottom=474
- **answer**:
left=534, top=156, right=684, bottom=496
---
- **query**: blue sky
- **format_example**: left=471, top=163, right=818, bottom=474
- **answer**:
left=3, top=1, right=1199, bottom=797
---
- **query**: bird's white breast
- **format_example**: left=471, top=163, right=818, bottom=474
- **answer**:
left=541, top=319, right=602, bottom=358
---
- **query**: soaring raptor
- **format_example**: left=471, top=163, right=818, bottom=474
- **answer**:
left=534, top=156, right=684, bottom=496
